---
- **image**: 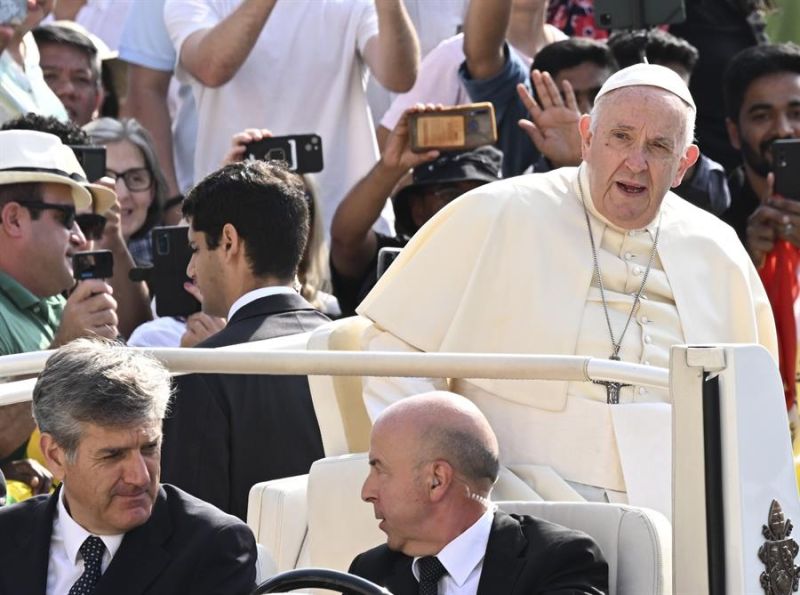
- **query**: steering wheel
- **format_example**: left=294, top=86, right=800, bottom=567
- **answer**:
left=249, top=567, right=392, bottom=594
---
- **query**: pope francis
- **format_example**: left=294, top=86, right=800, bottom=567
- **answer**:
left=355, top=64, right=777, bottom=515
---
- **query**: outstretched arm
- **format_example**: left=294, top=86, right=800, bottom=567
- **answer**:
left=173, top=0, right=278, bottom=87
left=330, top=106, right=439, bottom=280
left=463, top=0, right=512, bottom=80
left=362, top=0, right=419, bottom=93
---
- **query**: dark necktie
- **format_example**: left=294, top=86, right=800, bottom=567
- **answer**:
left=417, top=555, right=448, bottom=595
left=69, top=536, right=106, bottom=595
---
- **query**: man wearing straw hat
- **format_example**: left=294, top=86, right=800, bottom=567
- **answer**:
left=0, top=129, right=117, bottom=487
left=357, top=64, right=777, bottom=515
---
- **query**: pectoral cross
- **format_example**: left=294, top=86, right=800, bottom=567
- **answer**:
left=593, top=355, right=630, bottom=405
left=594, top=380, right=627, bottom=404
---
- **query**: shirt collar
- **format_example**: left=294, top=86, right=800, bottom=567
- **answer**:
left=0, top=270, right=47, bottom=311
left=227, top=285, right=296, bottom=320
left=576, top=163, right=659, bottom=235
left=56, top=486, right=125, bottom=565
left=412, top=506, right=496, bottom=587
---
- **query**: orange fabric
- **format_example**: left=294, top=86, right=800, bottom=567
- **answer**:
left=759, top=240, right=800, bottom=410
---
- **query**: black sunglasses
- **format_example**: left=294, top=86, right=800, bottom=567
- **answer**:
left=21, top=201, right=76, bottom=230
left=75, top=213, right=107, bottom=241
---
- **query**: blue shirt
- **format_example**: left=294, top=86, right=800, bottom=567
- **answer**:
left=459, top=43, right=539, bottom=177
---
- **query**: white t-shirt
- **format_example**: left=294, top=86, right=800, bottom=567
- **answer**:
left=165, top=0, right=391, bottom=234
left=119, top=0, right=197, bottom=193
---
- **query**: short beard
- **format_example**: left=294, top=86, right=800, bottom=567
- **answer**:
left=740, top=136, right=775, bottom=179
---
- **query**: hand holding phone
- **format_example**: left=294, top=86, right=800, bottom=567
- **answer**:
left=245, top=134, right=323, bottom=174
left=408, top=103, right=497, bottom=153
left=773, top=139, right=800, bottom=200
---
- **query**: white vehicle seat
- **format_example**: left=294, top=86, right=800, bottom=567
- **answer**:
left=247, top=454, right=672, bottom=594
left=306, top=317, right=374, bottom=455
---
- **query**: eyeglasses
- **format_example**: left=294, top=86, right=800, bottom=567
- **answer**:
left=21, top=201, right=76, bottom=230
left=105, top=167, right=153, bottom=192
left=76, top=213, right=107, bottom=241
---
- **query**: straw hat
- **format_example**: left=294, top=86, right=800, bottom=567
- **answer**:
left=0, top=130, right=95, bottom=209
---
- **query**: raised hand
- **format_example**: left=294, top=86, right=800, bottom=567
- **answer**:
left=517, top=70, right=582, bottom=168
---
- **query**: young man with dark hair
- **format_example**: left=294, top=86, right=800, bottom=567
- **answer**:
left=161, top=160, right=329, bottom=521
left=607, top=29, right=699, bottom=81
left=721, top=43, right=800, bottom=417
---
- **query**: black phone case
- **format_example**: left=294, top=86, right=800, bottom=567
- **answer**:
left=773, top=139, right=800, bottom=200
left=244, top=134, right=323, bottom=174
left=150, top=226, right=201, bottom=318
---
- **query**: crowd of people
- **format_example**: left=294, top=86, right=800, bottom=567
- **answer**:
left=0, top=0, right=797, bottom=593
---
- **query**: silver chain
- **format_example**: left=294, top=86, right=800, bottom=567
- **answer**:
left=577, top=181, right=661, bottom=361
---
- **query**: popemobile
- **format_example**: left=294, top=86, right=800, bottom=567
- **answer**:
left=0, top=318, right=797, bottom=594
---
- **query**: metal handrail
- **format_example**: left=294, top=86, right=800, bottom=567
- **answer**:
left=0, top=347, right=669, bottom=407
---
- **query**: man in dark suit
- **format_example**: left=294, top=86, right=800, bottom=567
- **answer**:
left=161, top=160, right=329, bottom=520
left=0, top=338, right=256, bottom=595
left=350, top=391, right=608, bottom=594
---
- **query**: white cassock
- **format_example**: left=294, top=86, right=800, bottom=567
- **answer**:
left=356, top=165, right=777, bottom=517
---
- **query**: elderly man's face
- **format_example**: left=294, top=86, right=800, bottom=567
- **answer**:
left=727, top=72, right=800, bottom=179
left=39, top=42, right=102, bottom=126
left=43, top=420, right=161, bottom=535
left=361, top=419, right=432, bottom=555
left=579, top=87, right=698, bottom=229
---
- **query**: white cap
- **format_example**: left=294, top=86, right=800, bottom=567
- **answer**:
left=595, top=63, right=696, bottom=110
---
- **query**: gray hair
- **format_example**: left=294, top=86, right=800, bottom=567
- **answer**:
left=589, top=87, right=696, bottom=152
left=420, top=426, right=500, bottom=488
left=32, top=338, right=172, bottom=461
left=83, top=117, right=168, bottom=238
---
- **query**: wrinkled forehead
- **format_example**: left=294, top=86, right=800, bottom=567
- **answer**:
left=595, top=87, right=689, bottom=130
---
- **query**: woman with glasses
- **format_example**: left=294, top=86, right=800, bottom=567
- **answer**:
left=83, top=117, right=168, bottom=266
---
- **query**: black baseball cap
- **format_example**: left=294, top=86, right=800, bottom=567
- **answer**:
left=392, top=145, right=503, bottom=237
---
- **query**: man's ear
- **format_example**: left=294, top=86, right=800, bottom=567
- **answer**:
left=39, top=432, right=67, bottom=483
left=0, top=202, right=27, bottom=238
left=672, top=144, right=701, bottom=187
left=428, top=460, right=453, bottom=503
left=726, top=117, right=742, bottom=151
left=578, top=114, right=593, bottom=161
left=220, top=223, right=241, bottom=260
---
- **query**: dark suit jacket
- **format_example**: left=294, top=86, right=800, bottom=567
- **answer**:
left=0, top=484, right=256, bottom=595
left=162, top=292, right=329, bottom=520
left=348, top=511, right=608, bottom=595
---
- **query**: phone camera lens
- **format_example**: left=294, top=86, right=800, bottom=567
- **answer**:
left=157, top=234, right=170, bottom=255
left=267, top=148, right=286, bottom=162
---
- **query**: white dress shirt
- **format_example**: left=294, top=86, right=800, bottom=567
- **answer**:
left=46, top=488, right=124, bottom=595
left=227, top=285, right=297, bottom=321
left=412, top=507, right=495, bottom=595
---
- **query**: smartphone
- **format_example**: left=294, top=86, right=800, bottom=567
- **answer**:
left=0, top=0, right=27, bottom=26
left=594, top=0, right=685, bottom=29
left=73, top=250, right=114, bottom=280
left=245, top=134, right=323, bottom=174
left=150, top=225, right=201, bottom=318
left=773, top=139, right=800, bottom=200
left=376, top=247, right=402, bottom=280
left=409, top=103, right=498, bottom=153
left=69, top=145, right=106, bottom=182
